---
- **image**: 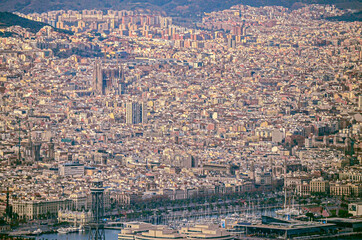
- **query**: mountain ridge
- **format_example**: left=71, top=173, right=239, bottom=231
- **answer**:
left=1, top=0, right=361, bottom=17
left=0, top=12, right=72, bottom=34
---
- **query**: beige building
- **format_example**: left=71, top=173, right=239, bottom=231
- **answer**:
left=329, top=182, right=362, bottom=197
left=59, top=162, right=85, bottom=177
left=12, top=199, right=73, bottom=219
left=255, top=128, right=273, bottom=139
left=349, top=202, right=362, bottom=216
left=58, top=209, right=92, bottom=226
left=69, top=193, right=88, bottom=210
left=339, top=171, right=362, bottom=182
left=179, top=224, right=233, bottom=240
left=297, top=182, right=311, bottom=196
left=310, top=178, right=329, bottom=193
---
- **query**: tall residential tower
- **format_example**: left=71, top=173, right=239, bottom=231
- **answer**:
left=126, top=101, right=147, bottom=124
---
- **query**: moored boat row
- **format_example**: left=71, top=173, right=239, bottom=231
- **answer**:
left=57, top=225, right=85, bottom=234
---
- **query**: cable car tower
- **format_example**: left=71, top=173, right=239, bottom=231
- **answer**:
left=88, top=180, right=105, bottom=240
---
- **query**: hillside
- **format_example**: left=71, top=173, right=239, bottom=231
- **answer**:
left=0, top=0, right=361, bottom=17
left=0, top=12, right=72, bottom=34
left=326, top=10, right=362, bottom=21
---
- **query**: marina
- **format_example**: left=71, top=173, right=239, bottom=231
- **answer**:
left=16, top=209, right=362, bottom=240
left=35, top=229, right=120, bottom=240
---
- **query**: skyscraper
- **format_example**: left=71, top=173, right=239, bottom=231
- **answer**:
left=126, top=102, right=147, bottom=124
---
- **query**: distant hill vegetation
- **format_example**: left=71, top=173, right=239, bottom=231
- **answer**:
left=0, top=0, right=361, bottom=17
left=0, top=12, right=72, bottom=34
left=326, top=10, right=362, bottom=21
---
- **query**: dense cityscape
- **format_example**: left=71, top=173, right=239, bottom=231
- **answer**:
left=0, top=2, right=361, bottom=240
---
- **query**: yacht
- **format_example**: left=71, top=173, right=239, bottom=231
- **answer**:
left=276, top=180, right=303, bottom=219
left=32, top=228, right=43, bottom=235
left=275, top=207, right=302, bottom=217
left=57, top=226, right=83, bottom=234
left=57, top=227, right=70, bottom=234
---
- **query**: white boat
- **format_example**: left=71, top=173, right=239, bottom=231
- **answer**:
left=68, top=226, right=80, bottom=233
left=32, top=228, right=42, bottom=235
left=57, top=227, right=70, bottom=234
left=275, top=207, right=302, bottom=216
left=58, top=226, right=84, bottom=234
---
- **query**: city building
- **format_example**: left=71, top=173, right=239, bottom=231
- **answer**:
left=93, top=60, right=124, bottom=95
left=59, top=162, right=85, bottom=177
left=12, top=199, right=73, bottom=219
left=348, top=202, right=362, bottom=216
left=58, top=209, right=92, bottom=226
left=126, top=101, right=147, bottom=124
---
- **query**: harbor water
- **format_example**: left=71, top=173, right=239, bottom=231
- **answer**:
left=36, top=229, right=120, bottom=240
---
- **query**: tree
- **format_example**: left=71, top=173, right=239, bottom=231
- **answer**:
left=338, top=209, right=352, bottom=218
left=306, top=212, right=314, bottom=221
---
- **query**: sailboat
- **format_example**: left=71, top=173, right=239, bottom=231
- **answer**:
left=275, top=188, right=303, bottom=219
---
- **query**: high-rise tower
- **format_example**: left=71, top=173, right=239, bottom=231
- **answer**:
left=126, top=101, right=147, bottom=124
